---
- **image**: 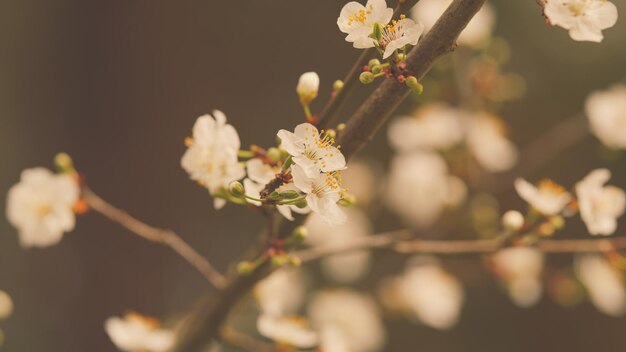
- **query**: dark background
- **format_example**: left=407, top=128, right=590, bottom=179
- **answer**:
left=1, top=1, right=626, bottom=351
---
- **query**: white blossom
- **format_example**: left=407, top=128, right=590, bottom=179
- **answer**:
left=412, top=0, right=496, bottom=47
left=466, top=112, right=518, bottom=173
left=257, top=314, right=318, bottom=349
left=308, top=290, right=386, bottom=352
left=575, top=169, right=625, bottom=236
left=337, top=0, right=394, bottom=49
left=575, top=254, right=626, bottom=316
left=492, top=247, right=545, bottom=307
left=254, top=268, right=306, bottom=316
left=105, top=312, right=175, bottom=352
left=277, top=123, right=346, bottom=177
left=340, top=159, right=380, bottom=207
left=0, top=290, right=13, bottom=320
left=243, top=158, right=309, bottom=221
left=6, top=168, right=79, bottom=248
left=515, top=178, right=572, bottom=216
left=297, top=72, right=320, bottom=105
left=585, top=84, right=626, bottom=149
left=397, top=258, right=465, bottom=329
left=305, top=208, right=372, bottom=283
left=386, top=151, right=466, bottom=228
left=378, top=18, right=424, bottom=59
left=292, top=165, right=346, bottom=225
left=181, top=110, right=245, bottom=209
left=544, top=0, right=618, bottom=42
left=388, top=104, right=464, bottom=152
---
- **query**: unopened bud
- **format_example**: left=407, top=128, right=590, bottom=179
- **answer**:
left=549, top=215, right=565, bottom=230
left=286, top=226, right=308, bottom=245
left=368, top=59, right=381, bottom=67
left=333, top=80, right=344, bottom=92
left=269, top=191, right=281, bottom=201
left=237, top=261, right=256, bottom=275
left=279, top=190, right=300, bottom=199
left=271, top=254, right=290, bottom=268
left=296, top=71, right=320, bottom=105
left=501, top=210, right=524, bottom=232
left=538, top=222, right=555, bottom=237
left=294, top=198, right=308, bottom=209
left=396, top=53, right=407, bottom=61
left=54, top=152, right=76, bottom=174
left=405, top=76, right=423, bottom=95
left=371, top=65, right=383, bottom=74
left=267, top=147, right=282, bottom=163
left=360, top=71, right=375, bottom=84
left=229, top=181, right=245, bottom=198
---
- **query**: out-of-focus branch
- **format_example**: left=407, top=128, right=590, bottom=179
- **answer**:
left=293, top=230, right=626, bottom=262
left=81, top=187, right=227, bottom=289
left=173, top=1, right=485, bottom=351
left=220, top=327, right=276, bottom=352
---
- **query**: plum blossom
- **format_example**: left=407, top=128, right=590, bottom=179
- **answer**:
left=515, top=178, right=572, bottom=216
left=466, top=112, right=518, bottom=173
left=386, top=151, right=466, bottom=228
left=412, top=0, right=496, bottom=47
left=492, top=247, right=545, bottom=307
left=243, top=159, right=309, bottom=221
left=337, top=0, right=394, bottom=49
left=308, top=290, right=386, bottom=352
left=305, top=208, right=372, bottom=283
left=181, top=111, right=245, bottom=209
left=388, top=104, right=465, bottom=152
left=105, top=312, right=175, bottom=352
left=292, top=165, right=346, bottom=225
left=396, top=257, right=465, bottom=329
left=585, top=84, right=626, bottom=149
left=544, top=0, right=618, bottom=42
left=257, top=314, right=318, bottom=349
left=277, top=123, right=346, bottom=177
left=575, top=169, right=625, bottom=236
left=378, top=18, right=424, bottom=59
left=575, top=254, right=626, bottom=316
left=6, top=168, right=79, bottom=248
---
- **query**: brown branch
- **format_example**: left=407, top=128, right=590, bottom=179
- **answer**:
left=220, top=327, right=277, bottom=352
left=172, top=1, right=486, bottom=351
left=81, top=187, right=227, bottom=289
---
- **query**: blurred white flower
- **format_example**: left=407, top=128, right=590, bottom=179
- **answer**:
left=340, top=159, right=380, bottom=207
left=308, top=290, right=386, bottom=352
left=515, top=178, right=572, bottom=216
left=181, top=111, right=245, bottom=209
left=386, top=151, right=466, bottom=228
left=397, top=258, right=465, bottom=329
left=544, top=0, right=618, bottom=42
left=585, top=84, right=626, bottom=149
left=0, top=290, right=13, bottom=320
left=257, top=314, right=318, bottom=349
left=243, top=159, right=310, bottom=221
left=305, top=208, right=372, bottom=283
left=492, top=247, right=545, bottom=307
left=466, top=112, right=518, bottom=173
left=575, top=169, right=625, bottom=236
left=292, top=165, right=346, bottom=225
left=278, top=123, right=346, bottom=178
left=379, top=18, right=424, bottom=59
left=337, top=0, right=394, bottom=49
left=254, top=268, right=306, bottom=316
left=6, top=168, right=79, bottom=248
left=411, top=0, right=496, bottom=47
left=105, top=312, right=175, bottom=352
left=575, top=254, right=626, bottom=316
left=296, top=72, right=320, bottom=105
left=388, top=104, right=464, bottom=152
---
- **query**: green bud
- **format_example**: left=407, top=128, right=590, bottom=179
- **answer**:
left=288, top=256, right=302, bottom=267
left=279, top=190, right=300, bottom=199
left=267, top=147, right=282, bottom=163
left=271, top=254, right=290, bottom=268
left=229, top=181, right=245, bottom=198
left=371, top=65, right=383, bottom=74
left=368, top=58, right=381, bottom=67
left=285, top=226, right=308, bottom=245
left=359, top=72, right=375, bottom=84
left=396, top=53, right=407, bottom=61
left=237, top=261, right=256, bottom=275
left=549, top=215, right=565, bottom=230
left=405, top=76, right=423, bottom=95
left=54, top=152, right=75, bottom=174
left=333, top=80, right=344, bottom=92
left=294, top=198, right=308, bottom=209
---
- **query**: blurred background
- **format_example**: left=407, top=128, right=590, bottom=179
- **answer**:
left=1, top=0, right=626, bottom=351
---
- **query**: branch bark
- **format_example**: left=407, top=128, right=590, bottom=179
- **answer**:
left=173, top=1, right=486, bottom=351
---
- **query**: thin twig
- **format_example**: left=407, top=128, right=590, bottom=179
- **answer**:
left=82, top=187, right=227, bottom=289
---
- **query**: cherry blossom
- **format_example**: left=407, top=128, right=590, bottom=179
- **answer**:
left=337, top=0, right=394, bottom=49
left=575, top=254, right=626, bottom=316
left=515, top=178, right=572, bottom=216
left=378, top=18, right=424, bottom=59
left=105, top=312, right=175, bottom=352
left=291, top=165, right=346, bottom=225
left=575, top=169, right=625, bottom=236
left=585, top=84, right=626, bottom=149
left=545, top=0, right=618, bottom=42
left=492, top=247, right=545, bottom=307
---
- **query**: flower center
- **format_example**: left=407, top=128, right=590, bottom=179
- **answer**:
left=311, top=173, right=340, bottom=198
left=567, top=2, right=585, bottom=17
left=538, top=179, right=567, bottom=196
left=347, top=5, right=373, bottom=26
left=379, top=16, right=407, bottom=47
left=35, top=203, right=52, bottom=218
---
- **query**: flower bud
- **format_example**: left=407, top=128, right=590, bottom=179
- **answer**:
left=296, top=72, right=319, bottom=105
left=549, top=215, right=565, bottom=230
left=237, top=261, right=256, bottom=275
left=54, top=152, right=76, bottom=174
left=405, top=76, right=423, bottom=95
left=271, top=254, right=290, bottom=268
left=501, top=210, right=524, bottom=232
left=229, top=181, right=245, bottom=198
left=368, top=59, right=381, bottom=67
left=279, top=190, right=300, bottom=199
left=286, top=226, right=308, bottom=245
left=267, top=147, right=282, bottom=163
left=396, top=52, right=407, bottom=61
left=359, top=72, right=375, bottom=84
left=371, top=65, right=383, bottom=74
left=294, top=198, right=308, bottom=209
left=333, top=80, right=344, bottom=92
